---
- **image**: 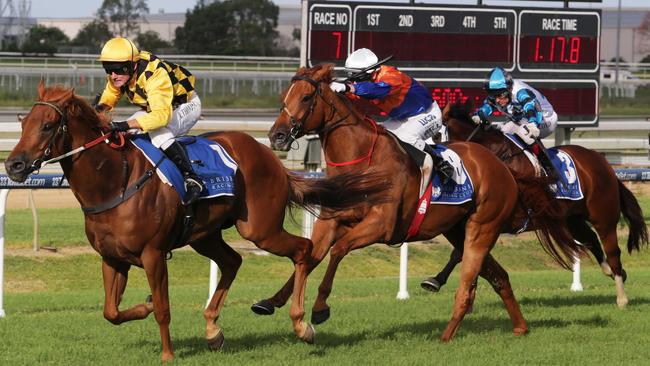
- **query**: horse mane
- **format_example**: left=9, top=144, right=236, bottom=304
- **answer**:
left=295, top=63, right=335, bottom=83
left=39, top=84, right=109, bottom=128
left=443, top=100, right=475, bottom=125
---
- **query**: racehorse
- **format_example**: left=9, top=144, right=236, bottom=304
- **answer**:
left=261, top=64, right=587, bottom=341
left=4, top=81, right=390, bottom=361
left=424, top=101, right=648, bottom=307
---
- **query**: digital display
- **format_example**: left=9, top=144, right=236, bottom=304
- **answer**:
left=518, top=11, right=600, bottom=71
left=305, top=2, right=601, bottom=126
left=354, top=33, right=513, bottom=68
left=422, top=81, right=598, bottom=123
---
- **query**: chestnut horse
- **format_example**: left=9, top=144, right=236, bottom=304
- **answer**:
left=425, top=102, right=648, bottom=307
left=4, top=82, right=390, bottom=361
left=261, top=64, right=587, bottom=341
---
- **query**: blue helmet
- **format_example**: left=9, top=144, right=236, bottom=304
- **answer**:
left=484, top=67, right=513, bottom=98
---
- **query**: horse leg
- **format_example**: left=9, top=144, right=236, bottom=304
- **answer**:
left=311, top=222, right=381, bottom=325
left=101, top=259, right=153, bottom=324
left=190, top=234, right=242, bottom=351
left=253, top=230, right=319, bottom=343
left=141, top=248, right=174, bottom=362
left=594, top=225, right=628, bottom=307
left=421, top=225, right=465, bottom=293
left=421, top=248, right=463, bottom=293
left=251, top=218, right=337, bottom=317
left=479, top=254, right=528, bottom=335
left=566, top=216, right=610, bottom=275
left=441, top=223, right=499, bottom=342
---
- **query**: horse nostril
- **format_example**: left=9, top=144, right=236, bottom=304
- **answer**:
left=9, top=160, right=26, bottom=173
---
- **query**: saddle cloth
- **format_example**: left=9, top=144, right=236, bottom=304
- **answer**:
left=131, top=135, right=238, bottom=203
left=428, top=145, right=474, bottom=205
left=504, top=134, right=584, bottom=200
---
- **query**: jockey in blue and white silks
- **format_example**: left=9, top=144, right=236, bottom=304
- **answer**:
left=329, top=48, right=454, bottom=183
left=472, top=67, right=559, bottom=178
left=473, top=67, right=558, bottom=145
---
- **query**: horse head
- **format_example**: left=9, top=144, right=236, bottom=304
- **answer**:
left=269, top=64, right=343, bottom=151
left=5, top=80, right=106, bottom=182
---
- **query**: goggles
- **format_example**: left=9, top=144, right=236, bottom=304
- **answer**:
left=102, top=62, right=132, bottom=75
left=488, top=89, right=510, bottom=99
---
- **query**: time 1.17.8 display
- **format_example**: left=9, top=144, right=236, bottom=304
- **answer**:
left=518, top=11, right=600, bottom=71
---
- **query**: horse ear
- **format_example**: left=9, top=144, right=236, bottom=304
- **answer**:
left=37, top=79, right=46, bottom=99
left=17, top=114, right=24, bottom=122
left=442, top=103, right=451, bottom=122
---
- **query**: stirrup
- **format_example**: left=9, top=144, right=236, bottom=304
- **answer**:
left=184, top=177, right=205, bottom=192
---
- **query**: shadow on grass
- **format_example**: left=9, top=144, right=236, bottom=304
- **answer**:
left=155, top=311, right=612, bottom=358
left=519, top=295, right=650, bottom=307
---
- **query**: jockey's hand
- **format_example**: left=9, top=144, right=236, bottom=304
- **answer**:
left=109, top=121, right=130, bottom=132
left=471, top=115, right=490, bottom=126
left=329, top=82, right=350, bottom=93
left=515, top=123, right=540, bottom=145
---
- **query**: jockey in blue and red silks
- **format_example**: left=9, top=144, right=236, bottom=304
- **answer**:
left=472, top=67, right=559, bottom=179
left=329, top=48, right=454, bottom=185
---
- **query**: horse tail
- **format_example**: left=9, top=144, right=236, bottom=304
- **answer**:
left=286, top=169, right=390, bottom=214
left=618, top=180, right=649, bottom=253
left=515, top=174, right=589, bottom=270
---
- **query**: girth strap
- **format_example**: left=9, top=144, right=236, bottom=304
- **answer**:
left=81, top=156, right=165, bottom=214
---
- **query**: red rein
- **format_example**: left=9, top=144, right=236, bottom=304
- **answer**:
left=325, top=117, right=378, bottom=167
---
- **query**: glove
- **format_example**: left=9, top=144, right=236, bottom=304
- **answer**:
left=471, top=115, right=490, bottom=126
left=109, top=121, right=130, bottom=132
left=329, top=82, right=349, bottom=93
left=515, top=123, right=540, bottom=145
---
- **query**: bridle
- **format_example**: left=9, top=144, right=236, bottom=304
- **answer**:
left=281, top=74, right=378, bottom=167
left=280, top=75, right=322, bottom=140
left=27, top=101, right=123, bottom=174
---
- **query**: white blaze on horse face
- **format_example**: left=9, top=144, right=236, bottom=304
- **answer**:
left=281, top=83, right=297, bottom=120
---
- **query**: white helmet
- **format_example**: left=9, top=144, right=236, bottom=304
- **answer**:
left=345, top=48, right=379, bottom=74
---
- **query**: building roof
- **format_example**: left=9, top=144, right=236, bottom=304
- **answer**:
left=602, top=9, right=650, bottom=29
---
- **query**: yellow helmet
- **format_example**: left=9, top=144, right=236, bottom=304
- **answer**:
left=99, top=37, right=140, bottom=62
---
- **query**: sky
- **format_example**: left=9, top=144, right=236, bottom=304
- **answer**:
left=25, top=0, right=650, bottom=18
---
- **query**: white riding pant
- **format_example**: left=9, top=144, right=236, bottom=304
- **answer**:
left=129, top=93, right=202, bottom=149
left=381, top=101, right=442, bottom=151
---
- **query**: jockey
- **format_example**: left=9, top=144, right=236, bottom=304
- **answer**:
left=96, top=37, right=205, bottom=205
left=472, top=67, right=558, bottom=178
left=329, top=48, right=454, bottom=184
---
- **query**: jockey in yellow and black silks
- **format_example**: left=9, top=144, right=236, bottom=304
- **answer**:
left=97, top=37, right=204, bottom=205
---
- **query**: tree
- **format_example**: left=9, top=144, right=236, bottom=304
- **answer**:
left=71, top=20, right=113, bottom=50
left=135, top=30, right=171, bottom=53
left=21, top=25, right=69, bottom=55
left=97, top=0, right=149, bottom=38
left=638, top=12, right=650, bottom=56
left=175, top=0, right=279, bottom=56
left=640, top=54, right=650, bottom=64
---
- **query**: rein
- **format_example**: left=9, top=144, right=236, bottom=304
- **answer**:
left=284, top=75, right=378, bottom=167
left=29, top=101, right=159, bottom=215
left=30, top=101, right=125, bottom=173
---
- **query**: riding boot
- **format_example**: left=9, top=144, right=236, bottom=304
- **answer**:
left=163, top=140, right=205, bottom=205
left=424, top=144, right=454, bottom=183
left=536, top=148, right=559, bottom=182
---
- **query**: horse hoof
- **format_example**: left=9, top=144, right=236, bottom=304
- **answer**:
left=513, top=327, right=528, bottom=336
left=617, top=297, right=629, bottom=308
left=420, top=277, right=442, bottom=293
left=301, top=323, right=316, bottom=344
left=207, top=329, right=225, bottom=351
left=251, top=299, right=275, bottom=315
left=311, top=308, right=330, bottom=325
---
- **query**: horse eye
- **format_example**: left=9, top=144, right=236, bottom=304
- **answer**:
left=302, top=94, right=313, bottom=103
left=42, top=123, right=53, bottom=132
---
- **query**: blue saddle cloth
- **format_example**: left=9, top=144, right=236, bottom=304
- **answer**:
left=131, top=135, right=237, bottom=203
left=428, top=145, right=474, bottom=205
left=504, top=134, right=583, bottom=200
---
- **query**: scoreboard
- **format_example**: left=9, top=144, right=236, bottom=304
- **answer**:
left=303, top=1, right=601, bottom=126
